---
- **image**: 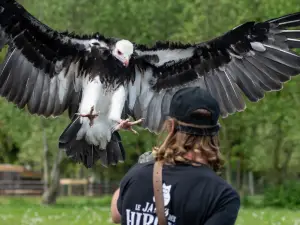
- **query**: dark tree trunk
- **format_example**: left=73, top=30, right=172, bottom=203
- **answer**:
left=281, top=148, right=293, bottom=178
left=42, top=148, right=63, bottom=205
left=41, top=118, right=50, bottom=193
left=277, top=148, right=293, bottom=184
left=241, top=170, right=247, bottom=198
left=221, top=124, right=232, bottom=184
left=272, top=116, right=285, bottom=185
left=236, top=158, right=241, bottom=190
left=225, top=150, right=232, bottom=184
left=248, top=171, right=255, bottom=195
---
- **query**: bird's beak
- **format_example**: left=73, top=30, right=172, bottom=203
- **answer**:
left=122, top=56, right=130, bottom=67
left=123, top=60, right=129, bottom=67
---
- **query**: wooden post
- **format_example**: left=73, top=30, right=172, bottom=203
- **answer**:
left=68, top=184, right=72, bottom=196
left=248, top=171, right=254, bottom=196
left=84, top=180, right=87, bottom=196
left=236, top=158, right=241, bottom=191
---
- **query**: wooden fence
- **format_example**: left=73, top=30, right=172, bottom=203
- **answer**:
left=59, top=182, right=119, bottom=196
left=0, top=180, right=44, bottom=196
left=0, top=179, right=119, bottom=196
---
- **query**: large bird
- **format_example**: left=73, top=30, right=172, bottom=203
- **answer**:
left=1, top=0, right=300, bottom=168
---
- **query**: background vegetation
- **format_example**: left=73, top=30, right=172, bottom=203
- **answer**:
left=0, top=196, right=300, bottom=225
left=0, top=0, right=300, bottom=224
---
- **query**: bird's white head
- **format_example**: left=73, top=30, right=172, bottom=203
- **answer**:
left=112, top=39, right=134, bottom=67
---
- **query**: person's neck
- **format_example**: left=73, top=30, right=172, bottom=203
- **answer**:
left=183, top=151, right=208, bottom=165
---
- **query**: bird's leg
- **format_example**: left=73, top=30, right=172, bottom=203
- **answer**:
left=77, top=106, right=99, bottom=127
left=115, top=118, right=144, bottom=134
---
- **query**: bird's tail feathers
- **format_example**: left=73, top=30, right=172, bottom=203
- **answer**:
left=58, top=116, right=125, bottom=168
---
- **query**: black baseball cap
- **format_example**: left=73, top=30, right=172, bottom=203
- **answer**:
left=169, top=87, right=220, bottom=126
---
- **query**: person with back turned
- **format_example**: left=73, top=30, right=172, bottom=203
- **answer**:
left=110, top=87, right=240, bottom=225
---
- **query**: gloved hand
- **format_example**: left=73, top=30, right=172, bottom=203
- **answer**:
left=138, top=151, right=154, bottom=163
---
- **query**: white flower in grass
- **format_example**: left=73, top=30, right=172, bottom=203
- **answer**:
left=32, top=217, right=43, bottom=224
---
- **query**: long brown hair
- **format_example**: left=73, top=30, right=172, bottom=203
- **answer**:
left=152, top=109, right=224, bottom=172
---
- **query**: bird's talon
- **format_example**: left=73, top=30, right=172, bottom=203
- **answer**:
left=76, top=107, right=99, bottom=127
left=133, top=129, right=139, bottom=135
left=116, top=118, right=143, bottom=133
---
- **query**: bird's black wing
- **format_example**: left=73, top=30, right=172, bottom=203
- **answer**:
left=0, top=0, right=112, bottom=118
left=129, top=12, right=300, bottom=132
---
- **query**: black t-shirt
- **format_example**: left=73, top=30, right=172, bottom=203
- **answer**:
left=117, top=161, right=240, bottom=225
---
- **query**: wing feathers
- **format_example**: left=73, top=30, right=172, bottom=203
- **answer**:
left=45, top=76, right=57, bottom=116
left=0, top=49, right=19, bottom=97
left=286, top=38, right=300, bottom=48
left=128, top=87, right=176, bottom=133
left=0, top=49, right=15, bottom=89
left=6, top=54, right=24, bottom=102
left=132, top=98, right=143, bottom=122
left=268, top=12, right=300, bottom=24
left=205, top=71, right=228, bottom=113
left=228, top=60, right=264, bottom=101
left=252, top=54, right=293, bottom=82
left=138, top=91, right=155, bottom=129
left=146, top=91, right=165, bottom=131
left=278, top=19, right=300, bottom=28
left=0, top=0, right=116, bottom=119
left=13, top=55, right=31, bottom=105
left=211, top=70, right=236, bottom=114
left=38, top=72, right=50, bottom=114
left=219, top=69, right=245, bottom=111
left=254, top=51, right=300, bottom=77
left=52, top=76, right=63, bottom=116
left=276, top=30, right=300, bottom=39
left=27, top=68, right=44, bottom=114
left=159, top=90, right=174, bottom=129
left=133, top=12, right=300, bottom=119
left=262, top=44, right=300, bottom=69
left=243, top=58, right=280, bottom=91
left=0, top=46, right=77, bottom=117
left=18, top=59, right=36, bottom=108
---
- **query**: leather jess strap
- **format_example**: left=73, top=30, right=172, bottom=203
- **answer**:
left=153, top=161, right=167, bottom=225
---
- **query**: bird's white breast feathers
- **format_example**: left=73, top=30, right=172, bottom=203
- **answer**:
left=108, top=84, right=126, bottom=122
left=76, top=76, right=126, bottom=149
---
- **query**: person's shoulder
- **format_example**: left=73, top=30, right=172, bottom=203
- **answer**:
left=120, top=161, right=154, bottom=184
left=214, top=177, right=240, bottom=209
left=129, top=160, right=154, bottom=173
left=210, top=173, right=238, bottom=193
left=192, top=166, right=239, bottom=197
left=200, top=171, right=240, bottom=208
left=210, top=174, right=240, bottom=201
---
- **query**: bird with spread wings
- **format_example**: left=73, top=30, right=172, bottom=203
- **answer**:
left=1, top=0, right=300, bottom=168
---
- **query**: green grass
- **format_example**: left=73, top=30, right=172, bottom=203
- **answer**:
left=0, top=196, right=299, bottom=225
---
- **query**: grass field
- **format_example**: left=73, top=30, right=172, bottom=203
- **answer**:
left=0, top=196, right=299, bottom=225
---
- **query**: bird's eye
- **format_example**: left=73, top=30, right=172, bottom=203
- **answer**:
left=117, top=50, right=122, bottom=55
